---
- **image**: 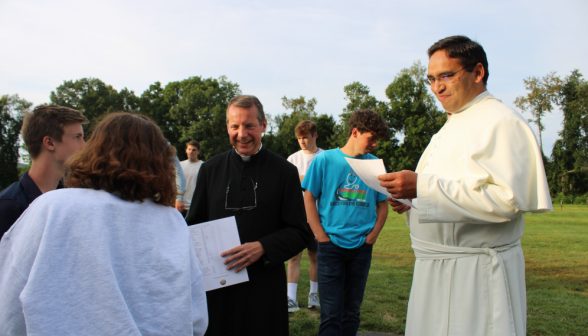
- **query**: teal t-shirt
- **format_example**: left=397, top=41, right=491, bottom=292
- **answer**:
left=302, top=148, right=387, bottom=249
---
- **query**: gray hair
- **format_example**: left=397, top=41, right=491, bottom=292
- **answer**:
left=226, top=95, right=265, bottom=125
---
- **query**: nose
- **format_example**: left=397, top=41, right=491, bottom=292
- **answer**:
left=238, top=126, right=248, bottom=138
left=431, top=80, right=445, bottom=93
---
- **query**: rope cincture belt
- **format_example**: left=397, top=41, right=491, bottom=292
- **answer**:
left=411, top=235, right=521, bottom=336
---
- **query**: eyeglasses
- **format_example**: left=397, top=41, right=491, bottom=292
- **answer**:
left=425, top=68, right=466, bottom=86
left=225, top=177, right=257, bottom=211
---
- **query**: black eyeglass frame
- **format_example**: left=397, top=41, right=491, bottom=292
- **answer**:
left=225, top=177, right=258, bottom=211
left=425, top=67, right=467, bottom=86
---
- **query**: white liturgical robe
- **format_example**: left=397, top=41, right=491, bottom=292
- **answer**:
left=405, top=91, right=552, bottom=336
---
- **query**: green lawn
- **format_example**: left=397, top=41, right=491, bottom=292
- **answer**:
left=289, top=205, right=588, bottom=336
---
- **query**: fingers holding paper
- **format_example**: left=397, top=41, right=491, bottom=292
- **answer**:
left=222, top=242, right=265, bottom=273
left=377, top=170, right=418, bottom=199
left=389, top=198, right=411, bottom=214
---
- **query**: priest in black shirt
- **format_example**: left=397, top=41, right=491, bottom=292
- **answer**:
left=186, top=95, right=311, bottom=336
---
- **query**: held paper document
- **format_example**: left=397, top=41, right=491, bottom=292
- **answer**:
left=344, top=157, right=416, bottom=209
left=188, top=216, right=249, bottom=291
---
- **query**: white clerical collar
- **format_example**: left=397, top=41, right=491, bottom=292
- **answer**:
left=236, top=143, right=263, bottom=162
left=450, top=91, right=492, bottom=116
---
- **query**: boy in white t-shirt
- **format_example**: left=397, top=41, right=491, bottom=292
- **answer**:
left=179, top=140, right=204, bottom=218
left=286, top=120, right=323, bottom=312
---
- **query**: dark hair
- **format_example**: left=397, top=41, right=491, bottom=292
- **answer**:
left=187, top=140, right=200, bottom=150
left=427, top=35, right=489, bottom=85
left=65, top=113, right=177, bottom=207
left=295, top=120, right=317, bottom=137
left=348, top=109, right=389, bottom=140
left=226, top=95, right=265, bottom=125
left=21, top=105, right=88, bottom=159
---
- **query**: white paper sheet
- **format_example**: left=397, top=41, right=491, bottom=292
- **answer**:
left=188, top=216, right=249, bottom=291
left=344, top=157, right=416, bottom=209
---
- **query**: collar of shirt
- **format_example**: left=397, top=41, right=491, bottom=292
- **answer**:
left=452, top=91, right=493, bottom=115
left=20, top=171, right=43, bottom=204
left=235, top=143, right=263, bottom=162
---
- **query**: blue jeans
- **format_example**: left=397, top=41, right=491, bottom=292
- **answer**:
left=317, top=241, right=373, bottom=336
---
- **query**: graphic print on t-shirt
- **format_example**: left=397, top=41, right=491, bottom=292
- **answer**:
left=333, top=168, right=369, bottom=207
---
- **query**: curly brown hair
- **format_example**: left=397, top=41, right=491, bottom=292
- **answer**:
left=65, top=112, right=177, bottom=206
left=348, top=109, right=389, bottom=140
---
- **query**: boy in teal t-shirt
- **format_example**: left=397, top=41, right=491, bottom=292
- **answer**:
left=302, top=109, right=389, bottom=336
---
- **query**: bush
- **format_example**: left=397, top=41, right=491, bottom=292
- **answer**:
left=552, top=192, right=588, bottom=205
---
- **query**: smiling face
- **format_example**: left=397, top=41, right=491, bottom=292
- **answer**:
left=427, top=50, right=485, bottom=113
left=297, top=131, right=317, bottom=152
left=226, top=104, right=267, bottom=156
left=53, top=122, right=85, bottom=164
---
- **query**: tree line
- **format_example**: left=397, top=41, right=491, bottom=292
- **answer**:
left=1, top=64, right=586, bottom=202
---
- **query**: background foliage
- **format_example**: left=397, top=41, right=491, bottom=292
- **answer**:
left=0, top=95, right=31, bottom=189
left=1, top=65, right=586, bottom=198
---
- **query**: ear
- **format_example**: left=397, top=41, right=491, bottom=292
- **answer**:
left=261, top=119, right=267, bottom=133
left=474, top=63, right=485, bottom=84
left=313, top=132, right=318, bottom=140
left=351, top=128, right=358, bottom=138
left=43, top=136, right=55, bottom=151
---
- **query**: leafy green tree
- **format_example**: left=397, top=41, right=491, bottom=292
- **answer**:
left=333, top=82, right=390, bottom=148
left=145, top=76, right=242, bottom=161
left=50, top=78, right=140, bottom=136
left=265, top=96, right=317, bottom=157
left=0, top=95, right=32, bottom=189
left=264, top=96, right=337, bottom=158
left=514, top=72, right=561, bottom=155
left=385, top=61, right=445, bottom=171
left=549, top=70, right=588, bottom=196
left=314, top=114, right=336, bottom=150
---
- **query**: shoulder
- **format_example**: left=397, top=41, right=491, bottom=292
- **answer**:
left=0, top=180, right=25, bottom=202
left=318, top=149, right=337, bottom=159
left=32, top=188, right=110, bottom=207
left=469, top=97, right=526, bottom=124
left=0, top=180, right=27, bottom=211
left=287, top=150, right=303, bottom=162
left=264, top=150, right=298, bottom=173
left=200, top=151, right=230, bottom=170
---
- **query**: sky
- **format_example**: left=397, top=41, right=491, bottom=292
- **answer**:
left=1, top=0, right=587, bottom=157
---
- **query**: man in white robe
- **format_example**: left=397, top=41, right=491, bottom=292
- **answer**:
left=378, top=35, right=552, bottom=336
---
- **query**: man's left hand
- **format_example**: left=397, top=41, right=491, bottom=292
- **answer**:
left=377, top=170, right=418, bottom=199
left=221, top=242, right=265, bottom=273
left=175, top=201, right=185, bottom=212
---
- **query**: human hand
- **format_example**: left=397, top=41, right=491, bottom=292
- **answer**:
left=365, top=231, right=378, bottom=245
left=388, top=198, right=411, bottom=215
left=175, top=201, right=185, bottom=212
left=377, top=170, right=417, bottom=199
left=221, top=242, right=265, bottom=273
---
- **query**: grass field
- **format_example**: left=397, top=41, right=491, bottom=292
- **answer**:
left=288, top=205, right=588, bottom=336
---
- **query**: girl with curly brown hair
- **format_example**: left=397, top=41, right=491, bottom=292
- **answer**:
left=0, top=113, right=208, bottom=335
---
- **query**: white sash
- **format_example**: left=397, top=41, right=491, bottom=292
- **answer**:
left=411, top=235, right=520, bottom=336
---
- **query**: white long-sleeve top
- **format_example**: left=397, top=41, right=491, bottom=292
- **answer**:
left=0, top=188, right=208, bottom=336
left=405, top=91, right=552, bottom=336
